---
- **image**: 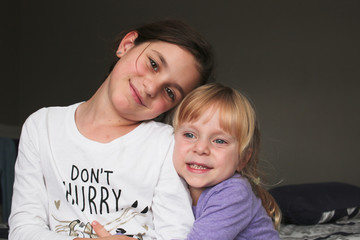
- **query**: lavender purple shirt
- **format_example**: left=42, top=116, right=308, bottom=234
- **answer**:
left=185, top=173, right=280, bottom=240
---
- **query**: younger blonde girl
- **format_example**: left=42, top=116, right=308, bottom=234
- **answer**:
left=172, top=83, right=281, bottom=239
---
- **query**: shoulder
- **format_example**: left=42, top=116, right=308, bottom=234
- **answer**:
left=207, top=174, right=252, bottom=196
left=140, top=121, right=174, bottom=138
left=123, top=121, right=174, bottom=155
left=198, top=174, right=256, bottom=210
left=26, top=103, right=80, bottom=121
left=195, top=174, right=257, bottom=220
left=22, top=103, right=80, bottom=132
left=143, top=120, right=173, bottom=132
left=197, top=174, right=263, bottom=217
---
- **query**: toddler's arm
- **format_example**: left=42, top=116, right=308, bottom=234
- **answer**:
left=186, top=181, right=252, bottom=239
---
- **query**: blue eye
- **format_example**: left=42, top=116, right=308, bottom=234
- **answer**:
left=214, top=139, right=226, bottom=144
left=149, top=58, right=158, bottom=71
left=165, top=87, right=175, bottom=101
left=184, top=132, right=195, bottom=139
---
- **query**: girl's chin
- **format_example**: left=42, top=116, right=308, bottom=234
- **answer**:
left=186, top=179, right=210, bottom=189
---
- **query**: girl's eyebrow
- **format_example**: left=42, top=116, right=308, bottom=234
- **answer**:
left=151, top=49, right=168, bottom=68
left=171, top=83, right=185, bottom=99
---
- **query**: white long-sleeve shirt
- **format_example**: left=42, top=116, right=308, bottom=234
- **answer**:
left=9, top=103, right=194, bottom=240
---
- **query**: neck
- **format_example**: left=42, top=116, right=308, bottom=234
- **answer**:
left=188, top=186, right=205, bottom=206
left=80, top=77, right=138, bottom=126
left=75, top=79, right=141, bottom=143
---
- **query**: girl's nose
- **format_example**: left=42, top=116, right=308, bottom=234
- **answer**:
left=193, top=139, right=210, bottom=155
left=143, top=78, right=159, bottom=98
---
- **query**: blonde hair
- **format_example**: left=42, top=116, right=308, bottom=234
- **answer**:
left=173, top=83, right=282, bottom=229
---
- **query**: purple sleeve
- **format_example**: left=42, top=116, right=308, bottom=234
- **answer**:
left=184, top=177, right=279, bottom=240
left=185, top=180, right=253, bottom=240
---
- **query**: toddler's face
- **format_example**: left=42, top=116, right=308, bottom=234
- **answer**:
left=173, top=108, right=240, bottom=191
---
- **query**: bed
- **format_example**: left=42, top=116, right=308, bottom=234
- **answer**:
left=269, top=182, right=360, bottom=240
left=279, top=218, right=360, bottom=239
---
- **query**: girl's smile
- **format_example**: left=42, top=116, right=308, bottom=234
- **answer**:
left=173, top=108, right=241, bottom=192
left=187, top=162, right=212, bottom=172
left=129, top=81, right=146, bottom=107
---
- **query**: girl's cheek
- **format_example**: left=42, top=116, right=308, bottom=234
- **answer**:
left=135, top=56, right=149, bottom=75
left=156, top=99, right=172, bottom=113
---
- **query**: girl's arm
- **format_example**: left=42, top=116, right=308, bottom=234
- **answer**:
left=82, top=182, right=253, bottom=240
left=186, top=180, right=253, bottom=240
left=186, top=178, right=279, bottom=240
left=150, top=139, right=195, bottom=239
left=9, top=113, right=74, bottom=240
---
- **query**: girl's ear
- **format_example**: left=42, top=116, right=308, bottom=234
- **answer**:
left=236, top=148, right=253, bottom=172
left=116, top=31, right=139, bottom=57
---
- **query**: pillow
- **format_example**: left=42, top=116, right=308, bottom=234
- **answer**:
left=269, top=182, right=360, bottom=225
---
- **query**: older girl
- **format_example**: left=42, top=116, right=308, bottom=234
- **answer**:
left=9, top=19, right=213, bottom=240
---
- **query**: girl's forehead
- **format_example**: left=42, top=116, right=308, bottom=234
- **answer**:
left=204, top=105, right=237, bottom=134
left=182, top=110, right=237, bottom=138
left=144, top=41, right=183, bottom=52
left=186, top=107, right=221, bottom=126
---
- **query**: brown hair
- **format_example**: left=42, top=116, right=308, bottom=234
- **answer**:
left=110, top=19, right=214, bottom=85
left=173, top=83, right=282, bottom=228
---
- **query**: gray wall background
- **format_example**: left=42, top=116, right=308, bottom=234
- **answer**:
left=1, top=0, right=359, bottom=187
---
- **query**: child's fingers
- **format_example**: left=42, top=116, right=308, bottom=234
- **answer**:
left=77, top=237, right=136, bottom=240
left=92, top=220, right=112, bottom=237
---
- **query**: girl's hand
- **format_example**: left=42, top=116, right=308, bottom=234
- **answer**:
left=74, top=237, right=135, bottom=240
left=91, top=220, right=112, bottom=237
left=74, top=221, right=137, bottom=240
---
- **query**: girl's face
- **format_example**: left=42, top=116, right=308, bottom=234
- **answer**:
left=107, top=34, right=201, bottom=123
left=173, top=108, right=241, bottom=192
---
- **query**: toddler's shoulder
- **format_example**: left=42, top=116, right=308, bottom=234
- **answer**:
left=205, top=174, right=253, bottom=200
